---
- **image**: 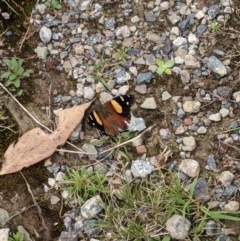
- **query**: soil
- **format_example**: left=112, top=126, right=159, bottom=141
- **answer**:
left=0, top=0, right=240, bottom=240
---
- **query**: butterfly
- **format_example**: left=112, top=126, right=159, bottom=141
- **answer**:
left=87, top=95, right=134, bottom=136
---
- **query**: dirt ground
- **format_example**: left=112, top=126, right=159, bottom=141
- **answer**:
left=1, top=0, right=240, bottom=240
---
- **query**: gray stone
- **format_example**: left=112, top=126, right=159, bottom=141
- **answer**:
left=197, top=24, right=207, bottom=35
left=207, top=5, right=220, bottom=19
left=162, top=91, right=172, bottom=101
left=178, top=13, right=195, bottom=32
left=128, top=116, right=146, bottom=132
left=185, top=55, right=201, bottom=69
left=206, top=56, right=227, bottom=77
left=80, top=0, right=91, bottom=10
left=209, top=113, right=221, bottom=122
left=131, top=160, right=155, bottom=178
left=136, top=72, right=152, bottom=84
left=188, top=32, right=199, bottom=44
left=145, top=11, right=157, bottom=22
left=181, top=70, right=191, bottom=84
left=218, top=171, right=234, bottom=186
left=83, top=87, right=95, bottom=100
left=131, top=15, right=140, bottom=23
left=182, top=136, right=196, bottom=151
left=206, top=220, right=218, bottom=236
left=168, top=14, right=181, bottom=25
left=177, top=108, right=185, bottom=119
left=144, top=54, right=156, bottom=65
left=175, top=125, right=187, bottom=134
left=224, top=201, right=239, bottom=211
left=166, top=214, right=191, bottom=240
left=195, top=10, right=205, bottom=20
left=134, top=57, right=146, bottom=65
left=160, top=129, right=170, bottom=139
left=140, top=97, right=157, bottom=109
left=115, top=69, right=131, bottom=84
left=82, top=143, right=98, bottom=160
left=118, top=85, right=129, bottom=95
left=104, top=17, right=115, bottom=29
left=51, top=195, right=60, bottom=205
left=193, top=177, right=210, bottom=202
left=173, top=37, right=187, bottom=47
left=179, top=159, right=200, bottom=177
left=197, top=126, right=207, bottom=134
left=217, top=86, right=232, bottom=98
left=162, top=39, right=172, bottom=55
left=39, top=26, right=52, bottom=44
left=116, top=26, right=131, bottom=38
left=0, top=208, right=9, bottom=225
left=83, top=220, right=100, bottom=238
left=183, top=100, right=201, bottom=113
left=36, top=4, right=47, bottom=14
left=0, top=228, right=9, bottom=241
left=36, top=46, right=48, bottom=59
left=55, top=172, right=65, bottom=182
left=146, top=31, right=161, bottom=43
left=59, top=231, right=78, bottom=241
left=206, top=154, right=217, bottom=171
left=81, top=195, right=104, bottom=219
left=220, top=108, right=229, bottom=118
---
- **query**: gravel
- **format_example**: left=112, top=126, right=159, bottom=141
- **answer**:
left=1, top=0, right=240, bottom=239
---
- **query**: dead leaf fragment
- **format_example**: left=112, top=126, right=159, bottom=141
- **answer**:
left=0, top=101, right=92, bottom=175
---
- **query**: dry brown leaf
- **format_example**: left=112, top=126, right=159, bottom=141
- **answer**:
left=0, top=101, right=92, bottom=175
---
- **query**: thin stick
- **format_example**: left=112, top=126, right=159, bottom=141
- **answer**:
left=20, top=172, right=49, bottom=231
left=0, top=122, right=16, bottom=132
left=56, top=124, right=157, bottom=155
left=19, top=0, right=40, bottom=50
left=0, top=205, right=35, bottom=227
left=0, top=29, right=9, bottom=37
left=10, top=0, right=28, bottom=19
left=0, top=83, right=88, bottom=155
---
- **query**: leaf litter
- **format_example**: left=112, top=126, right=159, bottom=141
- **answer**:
left=0, top=101, right=92, bottom=175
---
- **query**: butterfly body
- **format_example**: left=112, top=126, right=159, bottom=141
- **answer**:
left=88, top=95, right=134, bottom=136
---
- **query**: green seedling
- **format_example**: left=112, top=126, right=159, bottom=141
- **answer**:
left=8, top=231, right=24, bottom=241
left=208, top=20, right=222, bottom=33
left=113, top=45, right=129, bottom=63
left=62, top=167, right=110, bottom=204
left=45, top=0, right=62, bottom=10
left=0, top=58, right=30, bottom=96
left=156, top=59, right=174, bottom=75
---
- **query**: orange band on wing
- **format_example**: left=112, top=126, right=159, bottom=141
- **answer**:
left=111, top=100, right=123, bottom=114
left=93, top=111, right=103, bottom=125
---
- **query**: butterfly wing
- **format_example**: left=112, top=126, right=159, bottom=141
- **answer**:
left=88, top=95, right=134, bottom=136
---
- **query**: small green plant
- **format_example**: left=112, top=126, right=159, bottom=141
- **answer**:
left=0, top=58, right=30, bottom=96
left=45, top=0, right=62, bottom=10
left=156, top=59, right=174, bottom=75
left=8, top=231, right=24, bottom=241
left=99, top=170, right=240, bottom=240
left=113, top=45, right=129, bottom=63
left=92, top=46, right=130, bottom=92
left=208, top=20, right=222, bottom=33
left=62, top=167, right=110, bottom=204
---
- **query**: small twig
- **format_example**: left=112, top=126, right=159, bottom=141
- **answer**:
left=57, top=124, right=157, bottom=156
left=0, top=205, right=35, bottom=227
left=0, top=29, right=9, bottom=37
left=0, top=124, right=17, bottom=133
left=10, top=0, right=28, bottom=19
left=20, top=172, right=49, bottom=231
left=219, top=140, right=240, bottom=152
left=0, top=83, right=88, bottom=155
left=19, top=0, right=40, bottom=50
